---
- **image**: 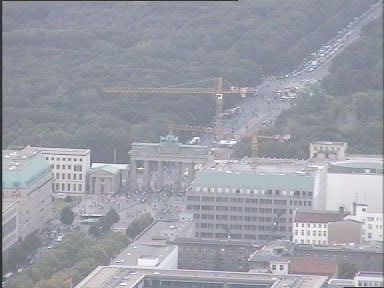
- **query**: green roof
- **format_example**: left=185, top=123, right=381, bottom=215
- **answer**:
left=3, top=154, right=51, bottom=189
left=192, top=171, right=314, bottom=191
left=91, top=163, right=129, bottom=174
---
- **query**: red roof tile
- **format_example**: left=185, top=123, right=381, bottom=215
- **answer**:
left=293, top=211, right=349, bottom=223
left=288, top=257, right=338, bottom=276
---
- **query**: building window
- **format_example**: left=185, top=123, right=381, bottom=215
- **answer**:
left=62, top=173, right=65, bottom=179
left=63, top=158, right=66, bottom=161
left=56, top=183, right=59, bottom=190
left=313, top=231, right=316, bottom=236
left=368, top=233, right=372, bottom=239
left=62, top=183, right=65, bottom=191
left=68, top=174, right=71, bottom=180
left=301, top=230, right=304, bottom=236
left=295, top=230, right=298, bottom=235
left=73, top=184, right=77, bottom=191
left=80, top=158, right=83, bottom=162
left=78, top=184, right=82, bottom=191
left=46, top=157, right=49, bottom=160
left=68, top=158, right=72, bottom=161
left=79, top=174, right=83, bottom=180
left=51, top=157, right=54, bottom=160
left=74, top=158, right=77, bottom=161
left=62, top=165, right=66, bottom=169
left=56, top=173, right=60, bottom=179
left=74, top=174, right=77, bottom=180
left=74, top=165, right=82, bottom=172
left=56, top=157, right=60, bottom=161
left=56, top=165, right=60, bottom=169
left=271, top=265, right=276, bottom=270
left=318, top=224, right=322, bottom=228
left=67, top=184, right=70, bottom=191
left=279, top=265, right=284, bottom=270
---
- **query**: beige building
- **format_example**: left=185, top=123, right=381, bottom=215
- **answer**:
left=2, top=147, right=53, bottom=240
left=88, top=163, right=129, bottom=195
left=29, top=146, right=91, bottom=195
left=2, top=199, right=19, bottom=252
left=327, top=219, right=363, bottom=245
left=310, top=141, right=347, bottom=161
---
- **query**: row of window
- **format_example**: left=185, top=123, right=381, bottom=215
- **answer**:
left=193, top=187, right=313, bottom=196
left=271, top=264, right=285, bottom=271
left=367, top=217, right=383, bottom=221
left=54, top=183, right=82, bottom=192
left=52, top=164, right=83, bottom=171
left=294, top=239, right=327, bottom=245
left=46, top=156, right=84, bottom=162
left=367, top=224, right=383, bottom=229
left=195, top=214, right=290, bottom=223
left=357, top=280, right=383, bottom=287
left=197, top=232, right=274, bottom=240
left=295, top=223, right=327, bottom=228
left=54, top=173, right=83, bottom=180
left=188, top=197, right=312, bottom=207
left=198, top=223, right=286, bottom=231
left=295, top=230, right=327, bottom=237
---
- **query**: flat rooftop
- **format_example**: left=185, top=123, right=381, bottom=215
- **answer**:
left=75, top=266, right=328, bottom=288
left=29, top=146, right=90, bottom=155
left=113, top=220, right=194, bottom=267
left=355, top=271, right=384, bottom=278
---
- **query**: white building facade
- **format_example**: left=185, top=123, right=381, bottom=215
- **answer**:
left=292, top=210, right=346, bottom=245
left=29, top=146, right=91, bottom=195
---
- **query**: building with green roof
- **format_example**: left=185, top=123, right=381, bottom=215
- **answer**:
left=187, top=169, right=316, bottom=243
left=88, top=163, right=129, bottom=195
left=2, top=147, right=53, bottom=240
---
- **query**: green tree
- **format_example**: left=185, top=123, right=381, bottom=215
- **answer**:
left=60, top=207, right=75, bottom=226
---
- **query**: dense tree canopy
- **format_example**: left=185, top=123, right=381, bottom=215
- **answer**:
left=2, top=0, right=376, bottom=162
left=250, top=15, right=383, bottom=158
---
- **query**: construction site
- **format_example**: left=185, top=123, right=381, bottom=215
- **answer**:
left=104, top=77, right=292, bottom=193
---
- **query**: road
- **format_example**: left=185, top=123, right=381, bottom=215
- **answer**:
left=226, top=1, right=382, bottom=140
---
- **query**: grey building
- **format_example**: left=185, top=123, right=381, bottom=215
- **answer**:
left=171, top=237, right=261, bottom=272
left=87, top=163, right=129, bottom=195
left=186, top=167, right=316, bottom=242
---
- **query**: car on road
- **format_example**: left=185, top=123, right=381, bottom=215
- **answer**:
left=115, top=259, right=125, bottom=264
left=47, top=245, right=53, bottom=249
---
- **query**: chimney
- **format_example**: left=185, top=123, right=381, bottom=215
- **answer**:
left=339, top=206, right=345, bottom=215
left=352, top=202, right=357, bottom=216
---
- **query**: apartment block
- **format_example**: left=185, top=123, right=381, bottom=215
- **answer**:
left=186, top=160, right=318, bottom=242
left=29, top=146, right=91, bottom=195
left=2, top=147, right=53, bottom=240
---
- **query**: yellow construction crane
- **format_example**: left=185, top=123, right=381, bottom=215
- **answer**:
left=169, top=123, right=290, bottom=158
left=103, top=78, right=249, bottom=134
